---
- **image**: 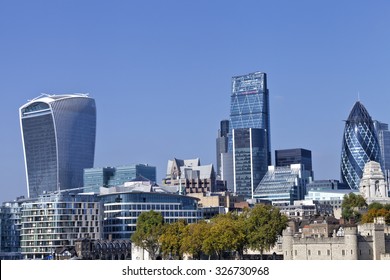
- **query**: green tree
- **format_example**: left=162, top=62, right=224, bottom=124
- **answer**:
left=246, top=204, right=288, bottom=259
left=342, top=193, right=367, bottom=208
left=181, top=221, right=210, bottom=260
left=227, top=211, right=250, bottom=259
left=159, top=219, right=187, bottom=259
left=202, top=213, right=242, bottom=259
left=341, top=193, right=367, bottom=223
left=131, top=210, right=164, bottom=260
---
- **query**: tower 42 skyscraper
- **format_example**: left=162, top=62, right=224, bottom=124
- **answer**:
left=340, top=101, right=382, bottom=190
left=20, top=94, right=96, bottom=198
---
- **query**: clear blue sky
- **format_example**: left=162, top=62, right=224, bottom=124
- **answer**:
left=1, top=0, right=390, bottom=202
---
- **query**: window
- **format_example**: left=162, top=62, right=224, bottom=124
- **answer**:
left=342, top=250, right=345, bottom=256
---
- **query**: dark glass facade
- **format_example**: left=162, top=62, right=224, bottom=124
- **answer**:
left=233, top=128, right=268, bottom=198
left=374, top=121, right=390, bottom=191
left=340, top=102, right=382, bottom=190
left=275, top=148, right=313, bottom=173
left=229, top=72, right=271, bottom=165
left=83, top=164, right=156, bottom=193
left=216, top=120, right=229, bottom=178
left=374, top=121, right=390, bottom=171
left=20, top=94, right=96, bottom=198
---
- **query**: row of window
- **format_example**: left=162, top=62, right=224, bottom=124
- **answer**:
left=290, top=249, right=373, bottom=257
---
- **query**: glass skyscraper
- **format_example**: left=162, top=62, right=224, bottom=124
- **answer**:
left=229, top=71, right=270, bottom=164
left=224, top=71, right=270, bottom=198
left=232, top=128, right=268, bottom=198
left=340, top=101, right=382, bottom=190
left=20, top=94, right=96, bottom=198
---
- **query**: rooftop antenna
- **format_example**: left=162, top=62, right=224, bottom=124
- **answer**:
left=358, top=91, right=360, bottom=102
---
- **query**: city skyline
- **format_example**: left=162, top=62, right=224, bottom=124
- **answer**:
left=1, top=1, right=390, bottom=202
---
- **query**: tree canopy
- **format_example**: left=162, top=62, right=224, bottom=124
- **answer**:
left=246, top=204, right=288, bottom=258
left=131, top=210, right=164, bottom=260
left=341, top=193, right=367, bottom=223
left=361, top=203, right=390, bottom=224
left=159, top=219, right=187, bottom=260
left=131, top=204, right=288, bottom=260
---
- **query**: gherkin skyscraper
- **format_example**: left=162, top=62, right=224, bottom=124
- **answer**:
left=340, top=101, right=382, bottom=190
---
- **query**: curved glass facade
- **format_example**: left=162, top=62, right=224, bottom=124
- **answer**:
left=340, top=101, right=382, bottom=190
left=20, top=94, right=96, bottom=198
left=99, top=192, right=203, bottom=240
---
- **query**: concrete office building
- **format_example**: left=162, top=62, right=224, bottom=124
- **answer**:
left=221, top=152, right=234, bottom=192
left=20, top=94, right=96, bottom=198
left=216, top=120, right=229, bottom=178
left=305, top=190, right=357, bottom=213
left=162, top=158, right=222, bottom=193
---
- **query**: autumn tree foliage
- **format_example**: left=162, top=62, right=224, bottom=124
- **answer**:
left=361, top=203, right=390, bottom=224
left=132, top=204, right=288, bottom=260
left=159, top=219, right=187, bottom=260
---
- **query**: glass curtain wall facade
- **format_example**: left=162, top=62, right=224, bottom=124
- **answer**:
left=374, top=121, right=390, bottom=188
left=253, top=164, right=309, bottom=205
left=84, top=164, right=156, bottom=193
left=340, top=102, right=382, bottom=190
left=99, top=192, right=203, bottom=240
left=229, top=72, right=271, bottom=165
left=232, top=128, right=268, bottom=198
left=275, top=148, right=313, bottom=172
left=20, top=94, right=96, bottom=198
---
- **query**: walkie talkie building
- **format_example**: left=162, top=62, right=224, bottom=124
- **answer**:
left=20, top=94, right=96, bottom=198
left=340, top=101, right=382, bottom=190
